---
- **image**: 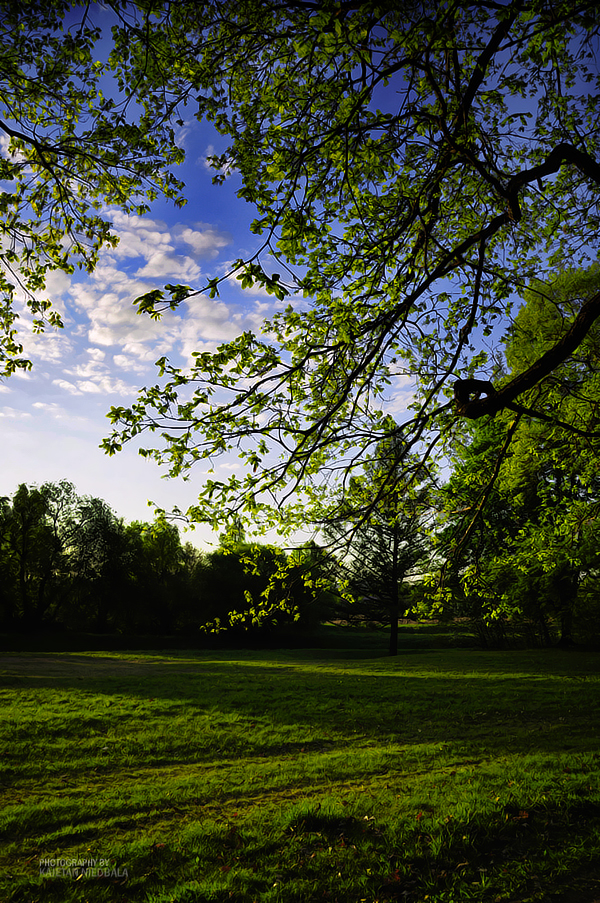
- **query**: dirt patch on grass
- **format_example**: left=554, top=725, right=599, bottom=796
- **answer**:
left=0, top=653, right=208, bottom=678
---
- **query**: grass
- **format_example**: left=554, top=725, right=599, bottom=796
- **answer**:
left=1, top=630, right=600, bottom=902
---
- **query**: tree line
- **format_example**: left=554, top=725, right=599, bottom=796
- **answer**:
left=0, top=481, right=332, bottom=639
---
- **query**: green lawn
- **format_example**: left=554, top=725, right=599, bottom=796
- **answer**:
left=1, top=635, right=600, bottom=902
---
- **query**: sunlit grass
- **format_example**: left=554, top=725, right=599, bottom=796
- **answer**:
left=1, top=641, right=600, bottom=901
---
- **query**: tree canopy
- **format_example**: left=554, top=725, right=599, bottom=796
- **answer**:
left=434, top=265, right=600, bottom=645
left=3, top=1, right=600, bottom=537
left=99, top=0, right=600, bottom=535
left=0, top=0, right=185, bottom=374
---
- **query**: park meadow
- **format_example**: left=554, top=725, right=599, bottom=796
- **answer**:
left=1, top=629, right=600, bottom=903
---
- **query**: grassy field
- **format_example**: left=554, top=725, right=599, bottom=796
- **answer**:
left=1, top=629, right=600, bottom=902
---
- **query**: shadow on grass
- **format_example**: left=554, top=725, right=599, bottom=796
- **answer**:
left=7, top=799, right=600, bottom=903
left=274, top=801, right=600, bottom=903
left=1, top=647, right=600, bottom=755
left=0, top=622, right=477, bottom=655
left=2, top=645, right=600, bottom=902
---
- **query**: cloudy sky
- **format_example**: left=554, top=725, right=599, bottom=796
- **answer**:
left=0, top=113, right=286, bottom=547
left=1, top=6, right=422, bottom=550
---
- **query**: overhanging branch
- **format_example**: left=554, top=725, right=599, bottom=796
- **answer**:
left=455, top=289, right=600, bottom=419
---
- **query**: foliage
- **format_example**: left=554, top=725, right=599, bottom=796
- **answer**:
left=66, top=497, right=124, bottom=631
left=0, top=1, right=185, bottom=375
left=0, top=481, right=329, bottom=638
left=0, top=480, right=78, bottom=630
left=100, top=0, right=600, bottom=536
left=199, top=540, right=334, bottom=637
left=124, top=518, right=195, bottom=633
left=436, top=266, right=600, bottom=645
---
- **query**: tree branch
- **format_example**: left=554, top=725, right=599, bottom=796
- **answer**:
left=455, top=289, right=600, bottom=418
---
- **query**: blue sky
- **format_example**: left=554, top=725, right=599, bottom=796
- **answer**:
left=0, top=4, right=424, bottom=548
left=0, top=115, right=286, bottom=547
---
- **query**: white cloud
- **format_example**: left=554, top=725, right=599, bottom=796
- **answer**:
left=53, top=373, right=135, bottom=396
left=70, top=266, right=166, bottom=349
left=118, top=341, right=164, bottom=362
left=174, top=120, right=193, bottom=150
left=176, top=225, right=232, bottom=259
left=183, top=295, right=242, bottom=339
left=107, top=211, right=173, bottom=260
left=19, top=326, right=75, bottom=365
left=53, top=379, right=82, bottom=395
left=32, top=402, right=71, bottom=421
left=77, top=376, right=135, bottom=395
left=68, top=360, right=107, bottom=379
left=104, top=211, right=231, bottom=267
left=29, top=401, right=95, bottom=430
left=0, top=407, right=31, bottom=419
left=176, top=294, right=280, bottom=365
left=0, top=133, right=26, bottom=164
left=135, top=250, right=202, bottom=281
left=65, top=215, right=235, bottom=355
left=113, top=354, right=147, bottom=373
left=71, top=269, right=262, bottom=368
left=44, top=270, right=73, bottom=312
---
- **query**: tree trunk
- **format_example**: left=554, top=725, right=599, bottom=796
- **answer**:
left=558, top=572, right=578, bottom=647
left=389, top=530, right=400, bottom=656
left=389, top=600, right=398, bottom=656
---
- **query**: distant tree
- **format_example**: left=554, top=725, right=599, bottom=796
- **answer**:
left=279, top=542, right=339, bottom=631
left=196, top=539, right=332, bottom=638
left=0, top=481, right=82, bottom=630
left=68, top=497, right=130, bottom=632
left=125, top=518, right=189, bottom=633
left=39, top=480, right=81, bottom=618
left=198, top=543, right=284, bottom=634
left=325, top=434, right=429, bottom=655
left=0, top=495, right=16, bottom=628
left=4, top=483, right=71, bottom=630
left=233, top=541, right=335, bottom=634
left=0, top=478, right=336, bottom=638
left=172, top=541, right=207, bottom=633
